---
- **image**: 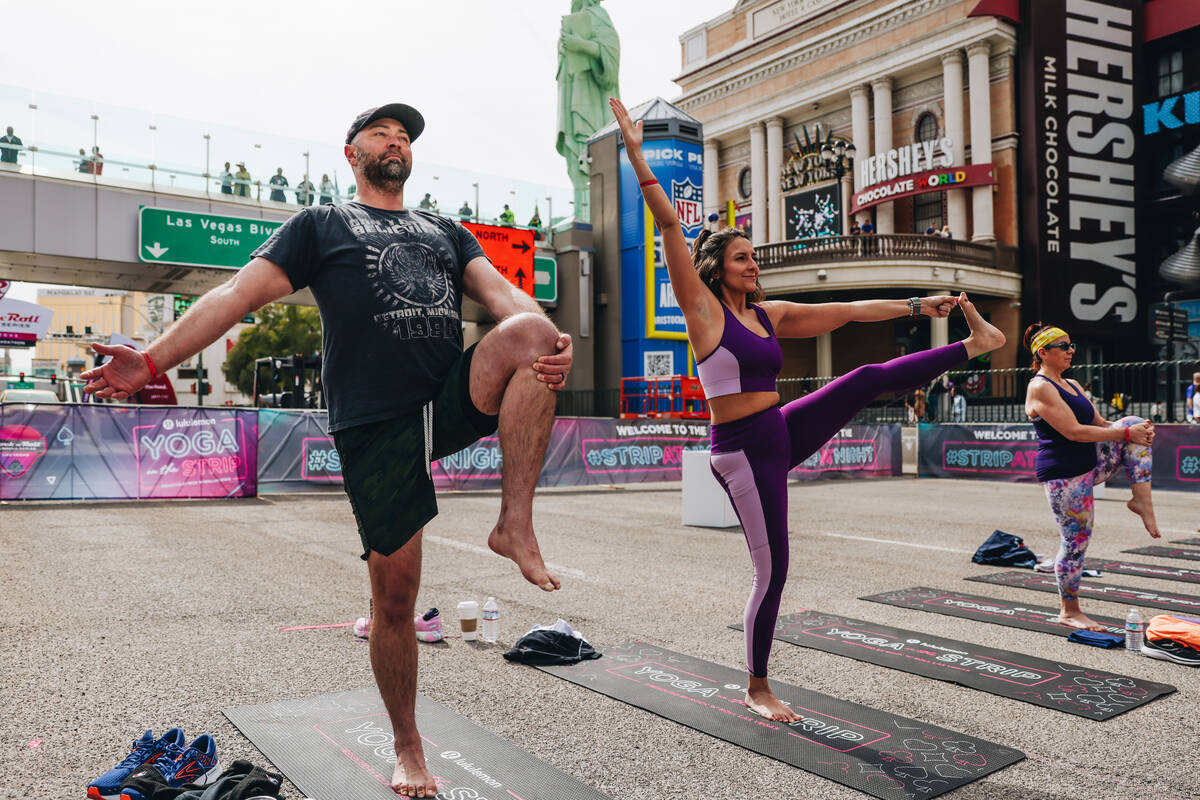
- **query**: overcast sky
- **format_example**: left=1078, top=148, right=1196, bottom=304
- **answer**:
left=2, top=0, right=733, bottom=207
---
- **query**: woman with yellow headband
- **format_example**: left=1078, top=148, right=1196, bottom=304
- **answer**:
left=1023, top=322, right=1159, bottom=631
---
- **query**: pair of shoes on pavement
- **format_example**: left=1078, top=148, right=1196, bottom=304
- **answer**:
left=353, top=608, right=444, bottom=642
left=1141, top=636, right=1200, bottom=666
left=87, top=728, right=219, bottom=800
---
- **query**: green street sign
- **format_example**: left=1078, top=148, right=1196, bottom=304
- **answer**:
left=7, top=382, right=35, bottom=389
left=533, top=255, right=557, bottom=304
left=138, top=207, right=284, bottom=269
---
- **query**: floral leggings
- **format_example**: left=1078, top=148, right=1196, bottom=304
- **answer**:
left=1043, top=416, right=1152, bottom=599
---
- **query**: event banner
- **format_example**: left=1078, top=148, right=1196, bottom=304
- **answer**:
left=0, top=404, right=257, bottom=500
left=257, top=408, right=341, bottom=494
left=918, top=423, right=1200, bottom=491
left=790, top=424, right=901, bottom=481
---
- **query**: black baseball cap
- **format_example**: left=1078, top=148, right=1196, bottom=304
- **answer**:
left=345, top=103, right=425, bottom=145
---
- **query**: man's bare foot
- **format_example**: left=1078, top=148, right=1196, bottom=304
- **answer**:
left=392, top=747, right=437, bottom=798
left=488, top=522, right=561, bottom=591
left=959, top=292, right=1006, bottom=358
left=745, top=685, right=801, bottom=723
left=1127, top=497, right=1161, bottom=538
left=1055, top=611, right=1108, bottom=632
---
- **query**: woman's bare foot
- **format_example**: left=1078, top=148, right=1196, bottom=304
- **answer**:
left=958, top=292, right=1006, bottom=359
left=1127, top=496, right=1161, bottom=538
left=1055, top=611, right=1108, bottom=632
left=392, top=747, right=437, bottom=798
left=488, top=522, right=561, bottom=591
left=745, top=678, right=801, bottom=723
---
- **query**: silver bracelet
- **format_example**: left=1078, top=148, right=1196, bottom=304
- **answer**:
left=908, top=297, right=921, bottom=317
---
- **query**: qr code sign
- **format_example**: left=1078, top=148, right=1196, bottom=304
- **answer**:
left=644, top=351, right=674, bottom=377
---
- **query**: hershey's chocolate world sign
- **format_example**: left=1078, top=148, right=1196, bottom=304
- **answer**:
left=1019, top=0, right=1142, bottom=340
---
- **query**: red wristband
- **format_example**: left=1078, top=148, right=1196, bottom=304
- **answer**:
left=141, top=349, right=157, bottom=379
left=1123, top=427, right=1130, bottom=443
left=639, top=178, right=658, bottom=188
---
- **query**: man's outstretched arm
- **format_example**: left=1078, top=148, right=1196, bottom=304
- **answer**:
left=81, top=257, right=297, bottom=400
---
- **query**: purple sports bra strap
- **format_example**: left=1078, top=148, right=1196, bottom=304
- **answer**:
left=750, top=304, right=776, bottom=338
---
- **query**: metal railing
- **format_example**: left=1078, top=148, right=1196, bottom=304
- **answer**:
left=756, top=234, right=1020, bottom=272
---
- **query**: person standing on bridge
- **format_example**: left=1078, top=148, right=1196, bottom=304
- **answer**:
left=610, top=96, right=1005, bottom=723
left=0, top=126, right=23, bottom=164
left=269, top=167, right=289, bottom=202
left=220, top=162, right=234, bottom=195
left=233, top=162, right=251, bottom=197
left=80, top=102, right=573, bottom=799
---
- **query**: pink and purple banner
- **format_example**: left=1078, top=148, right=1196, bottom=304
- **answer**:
left=918, top=423, right=1200, bottom=491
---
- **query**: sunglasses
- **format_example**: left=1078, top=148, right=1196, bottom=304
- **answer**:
left=1043, top=342, right=1076, bottom=352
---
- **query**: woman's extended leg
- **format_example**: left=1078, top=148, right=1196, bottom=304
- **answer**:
left=709, top=409, right=797, bottom=723
left=782, top=296, right=1003, bottom=466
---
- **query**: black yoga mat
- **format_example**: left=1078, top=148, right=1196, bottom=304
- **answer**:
left=861, top=586, right=1126, bottom=637
left=224, top=689, right=610, bottom=800
left=968, top=570, right=1200, bottom=615
left=1173, top=537, right=1200, bottom=546
left=537, top=641, right=1023, bottom=800
left=1084, top=557, right=1200, bottom=585
left=737, top=610, right=1174, bottom=720
left=1126, top=545, right=1200, bottom=563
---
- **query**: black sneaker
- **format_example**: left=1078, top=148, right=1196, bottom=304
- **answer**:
left=1142, top=636, right=1200, bottom=666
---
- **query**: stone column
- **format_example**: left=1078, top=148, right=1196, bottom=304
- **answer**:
left=942, top=50, right=968, bottom=241
left=871, top=77, right=894, bottom=233
left=931, top=289, right=954, bottom=349
left=850, top=85, right=871, bottom=229
left=750, top=122, right=767, bottom=246
left=817, top=332, right=833, bottom=377
left=766, top=117, right=784, bottom=242
left=967, top=41, right=995, bottom=242
left=703, top=138, right=720, bottom=222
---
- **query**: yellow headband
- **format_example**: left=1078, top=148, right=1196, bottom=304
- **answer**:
left=1031, top=327, right=1069, bottom=353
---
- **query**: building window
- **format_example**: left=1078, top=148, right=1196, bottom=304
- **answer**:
left=738, top=166, right=752, bottom=200
left=916, top=112, right=938, bottom=142
left=1158, top=51, right=1183, bottom=97
left=914, top=192, right=943, bottom=234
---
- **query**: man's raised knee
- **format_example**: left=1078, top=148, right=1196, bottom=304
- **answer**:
left=496, top=312, right=559, bottom=356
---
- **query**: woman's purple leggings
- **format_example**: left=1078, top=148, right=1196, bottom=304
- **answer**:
left=710, top=341, right=968, bottom=677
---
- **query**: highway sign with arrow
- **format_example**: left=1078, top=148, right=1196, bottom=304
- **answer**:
left=138, top=207, right=285, bottom=269
left=462, top=221, right=536, bottom=297
left=534, top=256, right=557, bottom=303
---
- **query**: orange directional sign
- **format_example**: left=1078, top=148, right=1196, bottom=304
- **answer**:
left=462, top=222, right=536, bottom=296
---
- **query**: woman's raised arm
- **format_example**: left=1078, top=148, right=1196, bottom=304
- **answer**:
left=609, top=97, right=714, bottom=320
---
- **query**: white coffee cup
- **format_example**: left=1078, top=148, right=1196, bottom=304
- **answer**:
left=457, top=600, right=479, bottom=641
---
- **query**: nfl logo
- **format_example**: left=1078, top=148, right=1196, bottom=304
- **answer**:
left=672, top=178, right=704, bottom=234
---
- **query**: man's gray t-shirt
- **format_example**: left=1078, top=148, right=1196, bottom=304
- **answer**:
left=252, top=203, right=486, bottom=432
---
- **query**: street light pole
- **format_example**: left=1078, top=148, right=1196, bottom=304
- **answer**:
left=472, top=182, right=479, bottom=223
left=203, top=133, right=211, bottom=195
left=820, top=139, right=856, bottom=234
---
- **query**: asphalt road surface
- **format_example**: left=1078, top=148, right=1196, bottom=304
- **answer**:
left=3, top=477, right=1197, bottom=799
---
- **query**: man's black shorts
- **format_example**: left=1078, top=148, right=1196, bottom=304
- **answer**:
left=334, top=343, right=498, bottom=559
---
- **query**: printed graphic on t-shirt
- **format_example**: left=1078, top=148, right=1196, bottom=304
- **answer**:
left=341, top=206, right=460, bottom=342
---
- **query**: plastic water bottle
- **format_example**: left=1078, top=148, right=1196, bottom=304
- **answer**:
left=1125, top=608, right=1144, bottom=653
left=481, top=597, right=499, bottom=643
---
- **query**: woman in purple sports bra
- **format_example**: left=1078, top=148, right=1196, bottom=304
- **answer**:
left=1022, top=322, right=1159, bottom=632
left=611, top=98, right=1007, bottom=721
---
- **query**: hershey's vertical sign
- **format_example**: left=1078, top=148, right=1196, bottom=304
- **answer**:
left=1021, top=0, right=1142, bottom=338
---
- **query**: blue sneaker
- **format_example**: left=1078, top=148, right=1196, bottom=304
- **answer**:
left=87, top=728, right=185, bottom=800
left=159, top=733, right=220, bottom=788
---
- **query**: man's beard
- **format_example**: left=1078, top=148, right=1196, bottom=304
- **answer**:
left=356, top=147, right=410, bottom=194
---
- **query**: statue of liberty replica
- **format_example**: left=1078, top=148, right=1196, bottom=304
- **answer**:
left=556, top=0, right=620, bottom=222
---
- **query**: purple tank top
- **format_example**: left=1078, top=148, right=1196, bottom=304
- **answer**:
left=695, top=304, right=782, bottom=399
left=1031, top=375, right=1097, bottom=482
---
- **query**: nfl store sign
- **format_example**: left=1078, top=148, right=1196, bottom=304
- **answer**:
left=619, top=137, right=704, bottom=378
left=1019, top=0, right=1142, bottom=342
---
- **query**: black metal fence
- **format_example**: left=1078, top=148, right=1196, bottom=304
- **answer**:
left=559, top=361, right=1198, bottom=424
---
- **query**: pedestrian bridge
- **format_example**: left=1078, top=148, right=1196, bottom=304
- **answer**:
left=0, top=164, right=310, bottom=300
